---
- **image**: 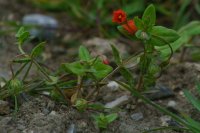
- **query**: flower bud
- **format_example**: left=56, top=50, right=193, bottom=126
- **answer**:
left=103, top=59, right=110, bottom=65
left=9, top=78, right=23, bottom=95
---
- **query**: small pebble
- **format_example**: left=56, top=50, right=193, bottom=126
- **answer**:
left=105, top=95, right=130, bottom=108
left=22, top=14, right=58, bottom=40
left=131, top=112, right=144, bottom=121
left=49, top=111, right=56, bottom=115
left=160, top=115, right=171, bottom=126
left=167, top=100, right=177, bottom=108
left=42, top=108, right=50, bottom=115
left=145, top=85, right=175, bottom=100
left=67, top=124, right=76, bottom=133
left=0, top=82, right=5, bottom=87
left=107, top=81, right=119, bottom=91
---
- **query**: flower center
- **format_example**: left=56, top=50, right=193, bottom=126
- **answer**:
left=118, top=15, right=122, bottom=19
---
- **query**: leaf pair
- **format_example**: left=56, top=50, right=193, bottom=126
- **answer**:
left=63, top=46, right=112, bottom=80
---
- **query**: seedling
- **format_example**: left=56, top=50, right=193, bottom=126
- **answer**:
left=93, top=113, right=118, bottom=129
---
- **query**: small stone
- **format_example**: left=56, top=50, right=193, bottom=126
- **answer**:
left=167, top=100, right=177, bottom=108
left=0, top=100, right=10, bottom=115
left=145, top=85, right=175, bottom=100
left=107, top=81, right=119, bottom=91
left=22, top=14, right=58, bottom=40
left=160, top=115, right=171, bottom=126
left=0, top=82, right=5, bottom=87
left=179, top=91, right=185, bottom=97
left=105, top=95, right=130, bottom=108
left=42, top=108, right=50, bottom=115
left=131, top=112, right=144, bottom=121
left=67, top=124, right=76, bottom=133
left=49, top=111, right=56, bottom=115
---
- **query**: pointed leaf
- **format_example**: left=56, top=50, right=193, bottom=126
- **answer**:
left=111, top=44, right=122, bottom=65
left=183, top=89, right=200, bottom=111
left=15, top=27, right=30, bottom=45
left=31, top=42, right=45, bottom=58
left=79, top=46, right=91, bottom=61
left=106, top=113, right=118, bottom=123
left=142, top=4, right=156, bottom=29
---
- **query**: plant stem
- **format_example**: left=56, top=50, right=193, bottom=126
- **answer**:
left=18, top=44, right=25, bottom=55
left=23, top=61, right=33, bottom=81
left=101, top=51, right=143, bottom=82
left=14, top=95, right=18, bottom=116
left=76, top=76, right=83, bottom=97
left=32, top=59, right=70, bottom=104
left=130, top=88, right=199, bottom=132
left=143, top=126, right=191, bottom=133
left=136, top=74, right=144, bottom=91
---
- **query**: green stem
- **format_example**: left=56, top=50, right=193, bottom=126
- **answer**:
left=131, top=88, right=199, bottom=132
left=23, top=61, right=33, bottom=81
left=143, top=126, right=191, bottom=133
left=14, top=95, right=18, bottom=116
left=33, top=60, right=51, bottom=81
left=33, top=59, right=70, bottom=104
left=18, top=44, right=25, bottom=55
left=1, top=62, right=28, bottom=91
left=101, top=51, right=143, bottom=82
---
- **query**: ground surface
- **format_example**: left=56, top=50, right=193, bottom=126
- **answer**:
left=0, top=1, right=200, bottom=133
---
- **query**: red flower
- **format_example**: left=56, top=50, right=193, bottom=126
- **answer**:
left=122, top=20, right=137, bottom=34
left=112, top=9, right=127, bottom=24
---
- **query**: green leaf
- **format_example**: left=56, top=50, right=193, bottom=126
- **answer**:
left=31, top=42, right=45, bottom=58
left=183, top=89, right=200, bottom=112
left=106, top=113, right=118, bottom=123
left=155, top=21, right=200, bottom=58
left=63, top=61, right=86, bottom=76
left=120, top=67, right=134, bottom=87
left=111, top=44, right=122, bottom=65
left=178, top=21, right=200, bottom=35
left=46, top=76, right=58, bottom=85
left=74, top=99, right=88, bottom=112
left=15, top=27, right=30, bottom=45
left=88, top=103, right=105, bottom=110
left=93, top=113, right=117, bottom=129
left=182, top=115, right=200, bottom=133
left=139, top=54, right=152, bottom=74
left=134, top=16, right=144, bottom=30
left=92, top=62, right=113, bottom=80
left=149, top=26, right=180, bottom=46
left=50, top=89, right=64, bottom=102
left=142, top=4, right=156, bottom=30
left=13, top=57, right=31, bottom=63
left=79, top=46, right=91, bottom=61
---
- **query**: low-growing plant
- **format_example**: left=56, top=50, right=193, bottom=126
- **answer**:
left=110, top=4, right=200, bottom=133
left=1, top=3, right=200, bottom=132
left=93, top=113, right=118, bottom=130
